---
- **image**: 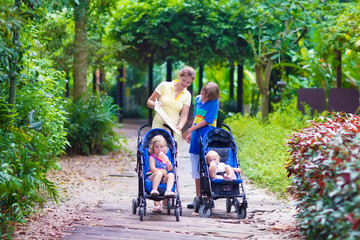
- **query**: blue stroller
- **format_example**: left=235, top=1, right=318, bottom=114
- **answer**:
left=132, top=125, right=182, bottom=221
left=194, top=124, right=247, bottom=218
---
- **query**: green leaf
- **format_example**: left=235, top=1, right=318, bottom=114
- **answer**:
left=29, top=122, right=42, bottom=131
left=28, top=110, right=35, bottom=124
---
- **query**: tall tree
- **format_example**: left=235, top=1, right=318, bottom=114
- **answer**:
left=73, top=0, right=89, bottom=101
left=244, top=0, right=314, bottom=120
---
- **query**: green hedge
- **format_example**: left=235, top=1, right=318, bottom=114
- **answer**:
left=286, top=113, right=360, bottom=239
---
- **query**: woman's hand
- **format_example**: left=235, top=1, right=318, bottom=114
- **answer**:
left=155, top=98, right=162, bottom=107
left=185, top=134, right=191, bottom=143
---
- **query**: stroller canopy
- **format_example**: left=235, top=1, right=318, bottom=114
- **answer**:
left=140, top=128, right=176, bottom=153
left=202, top=128, right=237, bottom=154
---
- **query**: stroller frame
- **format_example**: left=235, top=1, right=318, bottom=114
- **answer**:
left=131, top=124, right=182, bottom=221
left=194, top=124, right=247, bottom=218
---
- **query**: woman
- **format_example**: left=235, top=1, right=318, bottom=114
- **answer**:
left=147, top=66, right=195, bottom=142
left=147, top=66, right=196, bottom=212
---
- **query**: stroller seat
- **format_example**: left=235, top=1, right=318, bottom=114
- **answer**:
left=132, top=126, right=182, bottom=221
left=143, top=148, right=176, bottom=195
left=206, top=147, right=243, bottom=185
left=195, top=125, right=247, bottom=219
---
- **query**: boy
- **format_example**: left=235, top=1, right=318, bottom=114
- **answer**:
left=182, top=82, right=220, bottom=209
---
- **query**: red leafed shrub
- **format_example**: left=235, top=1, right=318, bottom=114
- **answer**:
left=286, top=113, right=360, bottom=240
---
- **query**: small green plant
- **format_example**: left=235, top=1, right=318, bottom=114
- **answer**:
left=286, top=113, right=360, bottom=239
left=65, top=93, right=126, bottom=155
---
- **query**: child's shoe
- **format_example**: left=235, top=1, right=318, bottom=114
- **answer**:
left=152, top=206, right=162, bottom=213
left=164, top=191, right=175, bottom=197
left=150, top=189, right=159, bottom=196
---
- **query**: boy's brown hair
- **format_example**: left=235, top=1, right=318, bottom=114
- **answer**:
left=201, top=82, right=220, bottom=101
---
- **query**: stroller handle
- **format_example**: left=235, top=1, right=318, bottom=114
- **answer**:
left=221, top=123, right=232, bottom=134
left=163, top=124, right=174, bottom=137
left=138, top=124, right=149, bottom=138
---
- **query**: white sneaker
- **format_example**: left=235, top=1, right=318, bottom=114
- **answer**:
left=164, top=191, right=175, bottom=197
left=150, top=190, right=159, bottom=196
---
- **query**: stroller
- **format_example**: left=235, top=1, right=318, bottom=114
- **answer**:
left=193, top=124, right=247, bottom=218
left=132, top=124, right=182, bottom=221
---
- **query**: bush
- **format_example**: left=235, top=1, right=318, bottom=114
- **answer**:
left=225, top=100, right=311, bottom=197
left=65, top=93, right=126, bottom=155
left=0, top=56, right=67, bottom=237
left=286, top=113, right=360, bottom=239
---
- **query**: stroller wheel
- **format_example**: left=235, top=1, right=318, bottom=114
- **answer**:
left=226, top=198, right=232, bottom=213
left=175, top=207, right=180, bottom=221
left=237, top=205, right=247, bottom=219
left=167, top=199, right=171, bottom=215
left=176, top=199, right=182, bottom=216
left=139, top=207, right=145, bottom=221
left=199, top=205, right=212, bottom=218
left=132, top=199, right=137, bottom=214
left=193, top=197, right=201, bottom=213
left=234, top=198, right=240, bottom=211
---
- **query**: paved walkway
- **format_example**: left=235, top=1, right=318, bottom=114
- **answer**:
left=62, top=119, right=299, bottom=240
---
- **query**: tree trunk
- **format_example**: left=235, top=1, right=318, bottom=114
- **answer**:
left=100, top=68, right=105, bottom=91
left=255, top=60, right=273, bottom=120
left=65, top=71, right=70, bottom=98
left=8, top=0, right=22, bottom=109
left=229, top=64, right=234, bottom=100
left=237, top=64, right=244, bottom=114
left=198, top=64, right=204, bottom=94
left=92, top=71, right=97, bottom=93
left=73, top=0, right=89, bottom=101
left=166, top=59, right=172, bottom=82
left=148, top=57, right=154, bottom=126
left=116, top=66, right=124, bottom=122
left=335, top=49, right=342, bottom=88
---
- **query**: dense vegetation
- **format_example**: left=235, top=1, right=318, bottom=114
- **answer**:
left=0, top=52, right=68, bottom=236
left=1, top=0, right=360, bottom=239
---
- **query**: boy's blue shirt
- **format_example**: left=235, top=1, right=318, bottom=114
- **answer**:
left=189, top=95, right=219, bottom=154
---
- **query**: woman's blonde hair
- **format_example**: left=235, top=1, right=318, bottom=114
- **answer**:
left=149, top=135, right=168, bottom=154
left=178, top=66, right=196, bottom=80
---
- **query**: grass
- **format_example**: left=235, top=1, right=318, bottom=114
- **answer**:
left=224, top=102, right=312, bottom=198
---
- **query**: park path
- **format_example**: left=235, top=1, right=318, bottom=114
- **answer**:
left=12, top=119, right=300, bottom=240
left=57, top=119, right=300, bottom=240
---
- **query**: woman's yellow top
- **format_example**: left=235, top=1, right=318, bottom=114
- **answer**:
left=152, top=80, right=191, bottom=141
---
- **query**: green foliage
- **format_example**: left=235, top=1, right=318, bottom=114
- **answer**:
left=0, top=52, right=67, bottom=236
left=225, top=100, right=311, bottom=197
left=286, top=113, right=360, bottom=239
left=111, top=0, right=249, bottom=67
left=65, top=93, right=125, bottom=155
left=285, top=2, right=360, bottom=91
left=244, top=0, right=317, bottom=64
